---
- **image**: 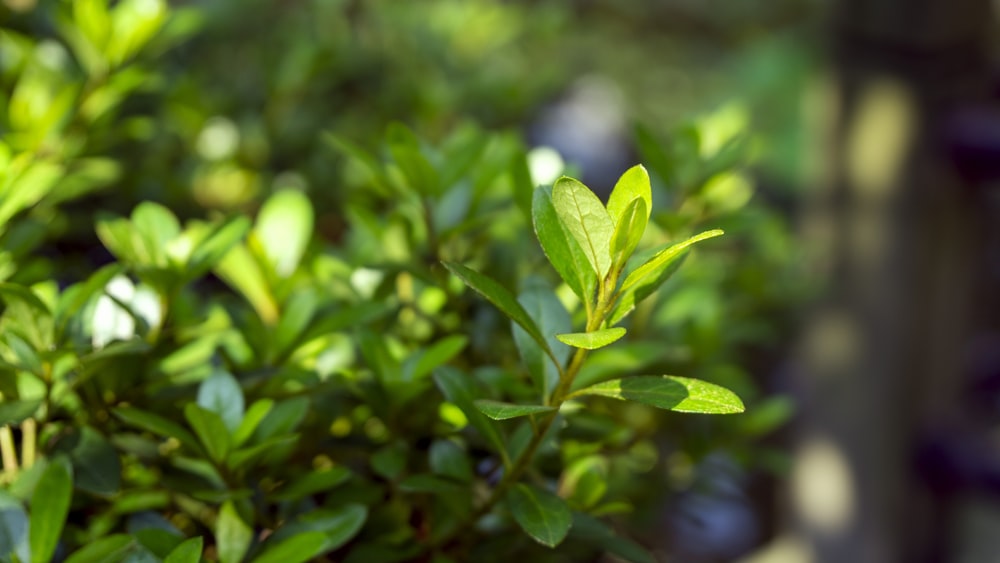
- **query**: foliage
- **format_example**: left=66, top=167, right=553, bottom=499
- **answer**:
left=0, top=0, right=808, bottom=561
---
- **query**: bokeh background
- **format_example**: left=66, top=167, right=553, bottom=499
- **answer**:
left=3, top=0, right=1000, bottom=561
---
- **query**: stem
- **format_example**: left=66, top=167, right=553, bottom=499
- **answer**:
left=21, top=419, right=36, bottom=469
left=0, top=426, right=18, bottom=474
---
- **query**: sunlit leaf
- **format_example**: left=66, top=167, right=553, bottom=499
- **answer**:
left=605, top=164, right=652, bottom=225
left=571, top=376, right=744, bottom=414
left=216, top=501, right=252, bottom=563
left=551, top=177, right=614, bottom=278
left=255, top=190, right=314, bottom=278
left=532, top=186, right=596, bottom=306
left=555, top=328, right=626, bottom=350
left=609, top=198, right=647, bottom=273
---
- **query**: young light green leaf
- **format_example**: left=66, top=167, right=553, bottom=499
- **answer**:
left=551, top=177, right=614, bottom=278
left=609, top=229, right=723, bottom=325
left=532, top=186, right=597, bottom=305
left=609, top=198, right=647, bottom=272
left=253, top=532, right=327, bottom=563
left=473, top=400, right=556, bottom=421
left=255, top=190, right=314, bottom=278
left=555, top=327, right=626, bottom=350
left=216, top=501, right=252, bottom=563
left=606, top=164, right=652, bottom=225
left=570, top=376, right=744, bottom=414
left=163, top=536, right=203, bottom=563
left=30, top=458, right=73, bottom=563
left=512, top=287, right=570, bottom=400
left=131, top=201, right=181, bottom=268
left=184, top=403, right=232, bottom=463
left=507, top=483, right=572, bottom=548
left=186, top=215, right=251, bottom=278
left=215, top=243, right=278, bottom=324
left=441, top=262, right=557, bottom=366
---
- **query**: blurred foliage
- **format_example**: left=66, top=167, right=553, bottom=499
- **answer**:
left=0, top=0, right=816, bottom=561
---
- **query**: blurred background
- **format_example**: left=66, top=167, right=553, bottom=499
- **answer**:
left=3, top=0, right=1000, bottom=561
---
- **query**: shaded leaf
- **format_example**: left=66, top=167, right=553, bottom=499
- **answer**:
left=569, top=513, right=655, bottom=563
left=433, top=367, right=508, bottom=467
left=113, top=407, right=202, bottom=453
left=429, top=440, right=472, bottom=483
left=571, top=376, right=744, bottom=414
left=64, top=534, right=136, bottom=563
left=196, top=370, right=244, bottom=433
left=254, top=532, right=327, bottom=563
left=507, top=484, right=572, bottom=548
left=0, top=399, right=41, bottom=426
left=512, top=286, right=570, bottom=400
left=271, top=467, right=351, bottom=501
left=555, top=328, right=626, bottom=350
left=183, top=404, right=231, bottom=463
left=473, top=400, right=556, bottom=421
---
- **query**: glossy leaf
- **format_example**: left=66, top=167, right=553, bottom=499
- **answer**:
left=216, top=501, right=252, bottom=563
left=555, top=327, right=626, bottom=350
left=531, top=186, right=597, bottom=305
left=507, top=484, right=572, bottom=548
left=609, top=198, right=647, bottom=272
left=605, top=164, right=652, bottom=225
left=609, top=229, right=723, bottom=325
left=30, top=458, right=73, bottom=563
left=163, top=536, right=202, bottom=563
left=570, top=376, right=744, bottom=414
left=474, top=400, right=556, bottom=421
left=442, top=262, right=556, bottom=366
left=551, top=176, right=614, bottom=278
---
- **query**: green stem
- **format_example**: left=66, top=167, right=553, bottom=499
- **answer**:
left=0, top=426, right=18, bottom=475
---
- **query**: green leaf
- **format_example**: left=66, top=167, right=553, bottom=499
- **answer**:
left=216, top=501, right=252, bottom=563
left=263, top=504, right=367, bottom=556
left=532, top=186, right=597, bottom=305
left=56, top=426, right=121, bottom=496
left=429, top=440, right=472, bottom=483
left=271, top=467, right=351, bottom=501
left=551, top=177, right=614, bottom=278
left=215, top=243, right=279, bottom=324
left=272, top=290, right=320, bottom=360
left=512, top=287, right=570, bottom=400
left=0, top=399, right=41, bottom=426
left=187, top=215, right=251, bottom=278
left=0, top=491, right=30, bottom=562
left=441, top=262, right=556, bottom=366
left=256, top=190, right=314, bottom=278
left=555, top=327, right=626, bottom=350
left=387, top=123, right=440, bottom=196
left=113, top=407, right=202, bottom=453
left=184, top=403, right=232, bottom=463
left=30, top=458, right=73, bottom=563
left=507, top=483, right=572, bottom=548
left=558, top=456, right=607, bottom=509
left=0, top=283, right=51, bottom=316
left=371, top=442, right=407, bottom=480
left=232, top=398, right=273, bottom=447
left=196, top=370, right=245, bottom=433
left=64, top=534, right=136, bottom=563
left=131, top=201, right=180, bottom=268
left=568, top=512, right=655, bottom=563
left=609, top=229, right=723, bottom=325
left=609, top=198, right=647, bottom=272
left=433, top=367, right=509, bottom=467
left=571, top=376, right=744, bottom=414
left=254, top=531, right=326, bottom=563
left=473, top=400, right=556, bottom=421
left=163, top=536, right=202, bottom=563
left=398, top=474, right=464, bottom=494
left=605, top=164, right=652, bottom=225
left=402, top=335, right=467, bottom=382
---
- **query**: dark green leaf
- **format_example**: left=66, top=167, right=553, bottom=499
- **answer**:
left=371, top=442, right=407, bottom=480
left=57, top=426, right=121, bottom=496
left=507, top=483, right=572, bottom=548
left=433, top=367, right=509, bottom=467
left=30, top=458, right=73, bottom=563
left=512, top=286, right=570, bottom=400
left=113, top=407, right=202, bottom=453
left=64, top=534, right=136, bottom=563
left=555, top=328, right=626, bottom=350
left=0, top=491, right=29, bottom=562
left=216, top=501, right=252, bottom=563
left=163, top=536, right=202, bottom=563
left=429, top=440, right=472, bottom=483
left=473, top=400, right=556, bottom=421
left=532, top=186, right=597, bottom=306
left=551, top=177, right=614, bottom=278
left=571, top=376, right=744, bottom=414
left=184, top=404, right=232, bottom=463
left=271, top=467, right=351, bottom=501
left=402, top=335, right=467, bottom=382
left=441, top=262, right=556, bottom=366
left=398, top=474, right=464, bottom=494
left=265, top=504, right=367, bottom=555
left=569, top=512, right=655, bottom=563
